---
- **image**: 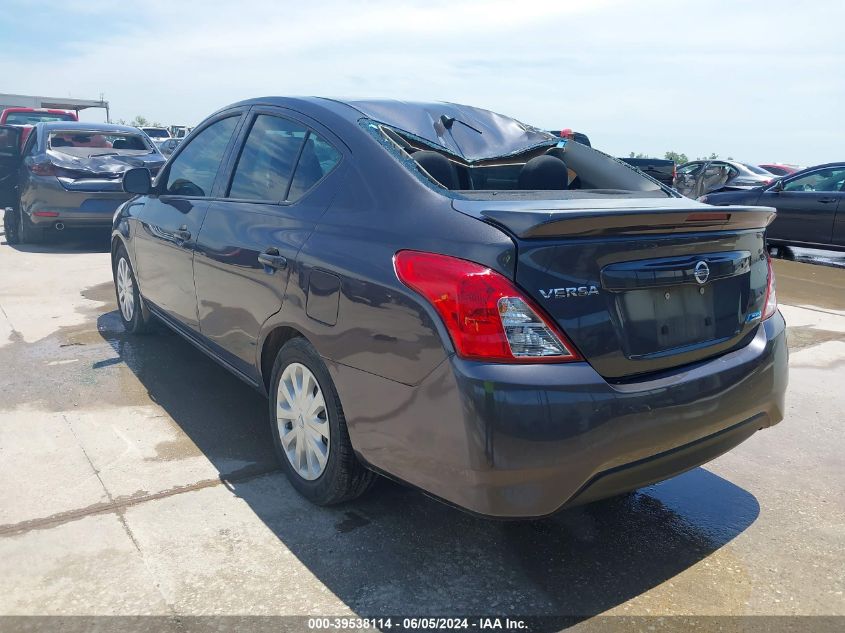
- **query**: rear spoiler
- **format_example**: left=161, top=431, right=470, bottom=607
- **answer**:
left=452, top=199, right=775, bottom=238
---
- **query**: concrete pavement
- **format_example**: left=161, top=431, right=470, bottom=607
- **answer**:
left=0, top=230, right=843, bottom=624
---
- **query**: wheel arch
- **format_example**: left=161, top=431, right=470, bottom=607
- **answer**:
left=110, top=232, right=126, bottom=262
left=259, top=325, right=307, bottom=393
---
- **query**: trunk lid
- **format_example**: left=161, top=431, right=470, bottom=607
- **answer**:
left=453, top=196, right=776, bottom=379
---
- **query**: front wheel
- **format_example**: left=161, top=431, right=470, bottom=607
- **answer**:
left=112, top=245, right=153, bottom=333
left=269, top=337, right=375, bottom=505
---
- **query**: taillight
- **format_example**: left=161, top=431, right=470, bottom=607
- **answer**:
left=29, top=162, right=56, bottom=176
left=763, top=255, right=778, bottom=320
left=394, top=251, right=580, bottom=363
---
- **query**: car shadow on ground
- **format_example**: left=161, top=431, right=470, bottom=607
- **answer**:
left=770, top=244, right=845, bottom=270
left=95, top=306, right=759, bottom=625
left=0, top=228, right=111, bottom=254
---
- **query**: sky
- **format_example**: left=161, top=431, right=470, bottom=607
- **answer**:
left=1, top=0, right=843, bottom=166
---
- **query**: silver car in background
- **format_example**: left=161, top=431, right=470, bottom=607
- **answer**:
left=0, top=122, right=165, bottom=244
left=674, top=159, right=774, bottom=198
left=157, top=137, right=182, bottom=157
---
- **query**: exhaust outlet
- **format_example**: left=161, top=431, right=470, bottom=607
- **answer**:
left=55, top=222, right=64, bottom=231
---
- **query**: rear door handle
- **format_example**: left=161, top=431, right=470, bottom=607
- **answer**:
left=174, top=225, right=191, bottom=242
left=258, top=248, right=288, bottom=270
left=818, top=197, right=838, bottom=203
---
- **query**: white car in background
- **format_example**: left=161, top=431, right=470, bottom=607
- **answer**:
left=138, top=126, right=172, bottom=153
left=139, top=126, right=171, bottom=140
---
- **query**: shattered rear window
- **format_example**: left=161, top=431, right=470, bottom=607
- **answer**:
left=362, top=119, right=672, bottom=200
left=49, top=131, right=153, bottom=156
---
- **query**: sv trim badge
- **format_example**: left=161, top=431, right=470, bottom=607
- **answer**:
left=694, top=261, right=710, bottom=285
left=540, top=286, right=600, bottom=299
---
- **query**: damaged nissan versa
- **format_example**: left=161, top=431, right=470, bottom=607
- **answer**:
left=111, top=98, right=788, bottom=518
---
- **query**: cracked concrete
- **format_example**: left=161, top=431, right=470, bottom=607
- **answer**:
left=0, top=230, right=843, bottom=620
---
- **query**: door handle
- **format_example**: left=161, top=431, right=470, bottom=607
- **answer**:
left=258, top=248, right=288, bottom=270
left=174, top=225, right=191, bottom=242
left=818, top=197, right=838, bottom=203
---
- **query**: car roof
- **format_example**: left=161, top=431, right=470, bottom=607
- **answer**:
left=220, top=97, right=556, bottom=161
left=787, top=162, right=845, bottom=175
left=3, top=107, right=73, bottom=113
left=36, top=121, right=142, bottom=134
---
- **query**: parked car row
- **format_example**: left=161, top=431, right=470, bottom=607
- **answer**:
left=673, top=160, right=775, bottom=198
left=547, top=128, right=837, bottom=252
left=700, top=163, right=845, bottom=251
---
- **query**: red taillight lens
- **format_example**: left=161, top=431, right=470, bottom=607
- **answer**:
left=763, top=255, right=777, bottom=320
left=29, top=162, right=56, bottom=176
left=394, top=251, right=580, bottom=363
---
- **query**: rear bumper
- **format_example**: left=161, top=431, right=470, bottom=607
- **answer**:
left=337, top=312, right=788, bottom=518
left=24, top=180, right=131, bottom=227
left=563, top=412, right=765, bottom=508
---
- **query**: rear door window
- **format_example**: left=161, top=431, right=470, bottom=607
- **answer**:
left=227, top=114, right=341, bottom=202
left=165, top=116, right=239, bottom=197
left=288, top=135, right=341, bottom=200
left=228, top=115, right=307, bottom=201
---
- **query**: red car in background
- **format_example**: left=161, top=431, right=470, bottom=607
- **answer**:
left=759, top=163, right=800, bottom=177
left=0, top=107, right=78, bottom=125
left=0, top=108, right=79, bottom=148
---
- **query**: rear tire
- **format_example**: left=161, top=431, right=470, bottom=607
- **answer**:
left=3, top=208, right=20, bottom=245
left=18, top=209, right=44, bottom=244
left=269, top=337, right=375, bottom=505
left=112, top=244, right=153, bottom=334
left=18, top=210, right=44, bottom=244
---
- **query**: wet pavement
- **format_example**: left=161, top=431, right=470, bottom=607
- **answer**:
left=0, top=230, right=843, bottom=625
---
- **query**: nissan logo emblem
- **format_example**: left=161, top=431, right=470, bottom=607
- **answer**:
left=694, top=261, right=710, bottom=285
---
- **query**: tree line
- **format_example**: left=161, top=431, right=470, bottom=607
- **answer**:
left=116, top=115, right=164, bottom=128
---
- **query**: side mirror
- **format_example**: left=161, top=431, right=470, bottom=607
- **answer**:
left=771, top=179, right=784, bottom=193
left=123, top=168, right=152, bottom=195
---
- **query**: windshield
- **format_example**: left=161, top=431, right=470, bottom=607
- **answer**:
left=5, top=111, right=76, bottom=125
left=49, top=130, right=153, bottom=156
left=143, top=128, right=170, bottom=138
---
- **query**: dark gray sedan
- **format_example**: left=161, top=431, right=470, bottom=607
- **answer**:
left=0, top=122, right=165, bottom=243
left=110, top=98, right=787, bottom=518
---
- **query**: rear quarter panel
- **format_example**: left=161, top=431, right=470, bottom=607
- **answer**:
left=259, top=150, right=517, bottom=387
